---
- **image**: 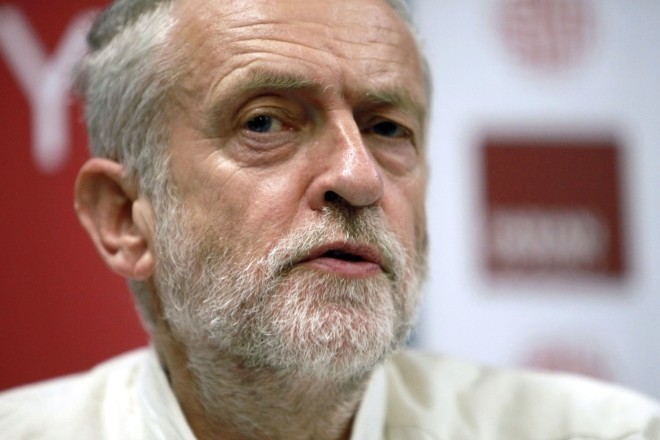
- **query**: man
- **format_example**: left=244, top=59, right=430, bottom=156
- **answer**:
left=1, top=0, right=658, bottom=439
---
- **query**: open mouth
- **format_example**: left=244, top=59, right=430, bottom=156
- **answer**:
left=321, top=249, right=366, bottom=262
left=304, top=243, right=379, bottom=265
left=296, top=243, right=383, bottom=278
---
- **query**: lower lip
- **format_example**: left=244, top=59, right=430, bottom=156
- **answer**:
left=299, top=257, right=382, bottom=278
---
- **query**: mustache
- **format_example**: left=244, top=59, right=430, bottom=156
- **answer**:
left=263, top=205, right=406, bottom=281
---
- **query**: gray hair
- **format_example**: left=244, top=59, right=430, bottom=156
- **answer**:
left=74, top=0, right=427, bottom=330
left=75, top=0, right=177, bottom=198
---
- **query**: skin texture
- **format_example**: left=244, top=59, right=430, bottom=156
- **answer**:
left=167, top=0, right=427, bottom=265
left=75, top=0, right=428, bottom=438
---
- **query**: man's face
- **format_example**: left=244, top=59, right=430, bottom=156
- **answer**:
left=153, top=0, right=428, bottom=378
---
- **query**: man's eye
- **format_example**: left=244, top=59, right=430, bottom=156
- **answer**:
left=245, top=115, right=283, bottom=133
left=372, top=120, right=409, bottom=138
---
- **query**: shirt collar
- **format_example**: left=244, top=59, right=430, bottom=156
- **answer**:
left=350, top=363, right=388, bottom=439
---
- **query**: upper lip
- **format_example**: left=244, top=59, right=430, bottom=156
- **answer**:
left=299, top=242, right=382, bottom=267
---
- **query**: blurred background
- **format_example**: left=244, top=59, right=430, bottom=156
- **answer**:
left=1, top=0, right=659, bottom=399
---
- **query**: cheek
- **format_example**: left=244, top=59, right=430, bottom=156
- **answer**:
left=413, top=180, right=428, bottom=254
left=212, top=176, right=305, bottom=250
left=414, top=203, right=428, bottom=256
left=187, top=192, right=242, bottom=232
left=387, top=178, right=427, bottom=254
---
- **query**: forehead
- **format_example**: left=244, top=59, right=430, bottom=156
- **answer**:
left=170, top=0, right=426, bottom=111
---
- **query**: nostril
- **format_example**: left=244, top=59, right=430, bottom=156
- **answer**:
left=324, top=191, right=340, bottom=202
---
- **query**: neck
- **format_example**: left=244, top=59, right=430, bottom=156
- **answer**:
left=153, top=325, right=370, bottom=440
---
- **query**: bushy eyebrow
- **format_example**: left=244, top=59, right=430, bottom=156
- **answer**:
left=202, top=68, right=316, bottom=137
left=235, top=68, right=316, bottom=94
left=362, top=88, right=426, bottom=125
left=233, top=67, right=424, bottom=120
left=203, top=67, right=426, bottom=137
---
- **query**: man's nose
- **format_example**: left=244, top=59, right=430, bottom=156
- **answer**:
left=307, top=114, right=384, bottom=211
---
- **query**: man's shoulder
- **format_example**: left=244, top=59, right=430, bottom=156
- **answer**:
left=382, top=350, right=660, bottom=439
left=0, top=348, right=151, bottom=439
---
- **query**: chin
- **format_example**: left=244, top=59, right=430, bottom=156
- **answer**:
left=231, top=271, right=412, bottom=380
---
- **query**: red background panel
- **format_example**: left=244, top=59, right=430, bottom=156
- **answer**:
left=482, top=136, right=625, bottom=277
left=0, top=0, right=147, bottom=391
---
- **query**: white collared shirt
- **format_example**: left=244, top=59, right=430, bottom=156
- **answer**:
left=1, top=348, right=659, bottom=439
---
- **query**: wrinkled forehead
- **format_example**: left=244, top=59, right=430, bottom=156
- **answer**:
left=168, top=0, right=427, bottom=110
left=172, top=0, right=410, bottom=39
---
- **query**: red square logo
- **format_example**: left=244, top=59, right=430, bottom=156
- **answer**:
left=482, top=136, right=625, bottom=277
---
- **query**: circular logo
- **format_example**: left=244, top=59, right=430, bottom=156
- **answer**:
left=498, top=0, right=596, bottom=71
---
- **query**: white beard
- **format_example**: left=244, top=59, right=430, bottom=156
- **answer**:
left=153, top=198, right=426, bottom=381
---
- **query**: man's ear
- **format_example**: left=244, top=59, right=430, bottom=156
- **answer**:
left=74, top=158, right=155, bottom=280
